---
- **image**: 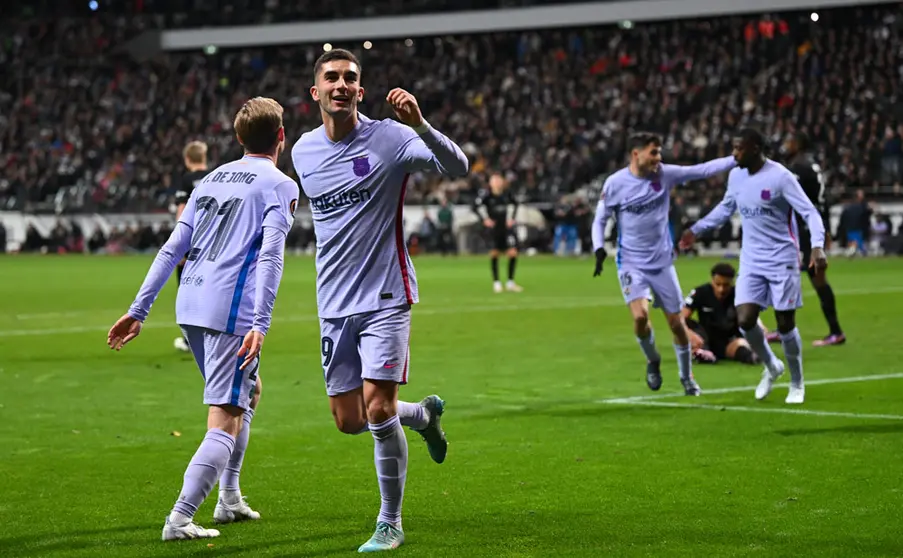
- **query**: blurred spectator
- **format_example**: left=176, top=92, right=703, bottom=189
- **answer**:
left=0, top=5, right=901, bottom=215
left=552, top=194, right=578, bottom=256
left=840, top=189, right=872, bottom=256
left=436, top=199, right=457, bottom=255
left=870, top=210, right=892, bottom=254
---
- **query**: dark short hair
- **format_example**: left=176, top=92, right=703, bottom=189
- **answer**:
left=313, top=48, right=361, bottom=80
left=627, top=132, right=662, bottom=153
left=711, top=262, right=736, bottom=279
left=737, top=128, right=766, bottom=151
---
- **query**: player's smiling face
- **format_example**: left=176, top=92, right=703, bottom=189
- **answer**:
left=634, top=143, right=662, bottom=176
left=311, top=60, right=364, bottom=117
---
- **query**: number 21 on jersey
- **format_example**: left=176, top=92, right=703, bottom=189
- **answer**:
left=188, top=196, right=244, bottom=263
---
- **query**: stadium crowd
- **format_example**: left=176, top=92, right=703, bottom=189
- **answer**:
left=8, top=0, right=651, bottom=26
left=1, top=5, right=902, bottom=217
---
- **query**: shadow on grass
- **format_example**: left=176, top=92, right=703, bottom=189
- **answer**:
left=775, top=422, right=903, bottom=436
left=0, top=522, right=363, bottom=557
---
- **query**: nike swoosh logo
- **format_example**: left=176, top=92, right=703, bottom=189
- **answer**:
left=301, top=171, right=316, bottom=179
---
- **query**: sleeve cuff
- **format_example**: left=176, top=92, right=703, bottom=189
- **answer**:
left=413, top=120, right=431, bottom=135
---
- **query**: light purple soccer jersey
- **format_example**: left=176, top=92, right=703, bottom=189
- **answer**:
left=591, top=157, right=735, bottom=269
left=291, top=114, right=468, bottom=319
left=128, top=155, right=299, bottom=336
left=690, top=159, right=826, bottom=275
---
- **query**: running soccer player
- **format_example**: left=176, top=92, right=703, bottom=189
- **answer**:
left=784, top=131, right=845, bottom=346
left=681, top=128, right=828, bottom=404
left=107, top=97, right=298, bottom=540
left=472, top=172, right=523, bottom=293
left=173, top=141, right=210, bottom=353
left=682, top=262, right=758, bottom=365
left=291, top=48, right=468, bottom=552
left=591, top=132, right=736, bottom=395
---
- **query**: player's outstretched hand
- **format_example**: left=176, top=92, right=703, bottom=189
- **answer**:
left=679, top=230, right=696, bottom=251
left=237, top=330, right=265, bottom=371
left=107, top=314, right=142, bottom=351
left=507, top=219, right=516, bottom=229
left=810, top=247, right=828, bottom=276
left=387, top=88, right=424, bottom=128
left=483, top=218, right=495, bottom=228
left=593, top=247, right=608, bottom=277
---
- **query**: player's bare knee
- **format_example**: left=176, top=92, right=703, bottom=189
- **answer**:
left=332, top=412, right=367, bottom=435
left=363, top=380, right=399, bottom=425
left=666, top=315, right=689, bottom=344
left=365, top=397, right=398, bottom=425
left=736, top=305, right=759, bottom=331
left=208, top=404, right=244, bottom=437
left=329, top=390, right=367, bottom=434
left=489, top=249, right=500, bottom=258
left=507, top=248, right=518, bottom=258
left=775, top=311, right=796, bottom=334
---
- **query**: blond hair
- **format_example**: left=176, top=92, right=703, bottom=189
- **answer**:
left=182, top=140, right=208, bottom=164
left=233, top=97, right=284, bottom=154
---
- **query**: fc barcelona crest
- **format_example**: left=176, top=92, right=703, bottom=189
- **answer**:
left=650, top=181, right=662, bottom=192
left=761, top=189, right=772, bottom=201
left=352, top=156, right=371, bottom=177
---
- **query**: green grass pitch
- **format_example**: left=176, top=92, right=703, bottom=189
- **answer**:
left=1, top=254, right=901, bottom=557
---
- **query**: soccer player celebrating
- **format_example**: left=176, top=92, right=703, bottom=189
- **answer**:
left=682, top=262, right=759, bottom=365
left=472, top=172, right=523, bottom=293
left=784, top=131, right=845, bottom=346
left=107, top=97, right=298, bottom=540
left=681, top=128, right=828, bottom=404
left=291, top=48, right=468, bottom=552
left=591, top=132, right=736, bottom=395
left=173, top=141, right=210, bottom=353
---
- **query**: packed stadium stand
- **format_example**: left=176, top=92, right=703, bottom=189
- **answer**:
left=1, top=2, right=902, bottom=254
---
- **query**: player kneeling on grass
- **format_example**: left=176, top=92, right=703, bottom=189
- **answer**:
left=682, top=262, right=760, bottom=366
left=107, top=97, right=299, bottom=541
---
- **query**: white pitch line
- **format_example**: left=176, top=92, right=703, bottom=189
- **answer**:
left=601, top=372, right=903, bottom=420
left=0, top=298, right=628, bottom=338
left=3, top=284, right=903, bottom=338
left=611, top=400, right=903, bottom=421
left=601, top=372, right=903, bottom=403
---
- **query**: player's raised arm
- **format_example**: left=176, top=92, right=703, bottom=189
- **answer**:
left=664, top=156, right=736, bottom=185
left=387, top=88, right=469, bottom=177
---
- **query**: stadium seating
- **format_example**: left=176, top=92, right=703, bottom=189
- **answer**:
left=1, top=5, right=901, bottom=215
